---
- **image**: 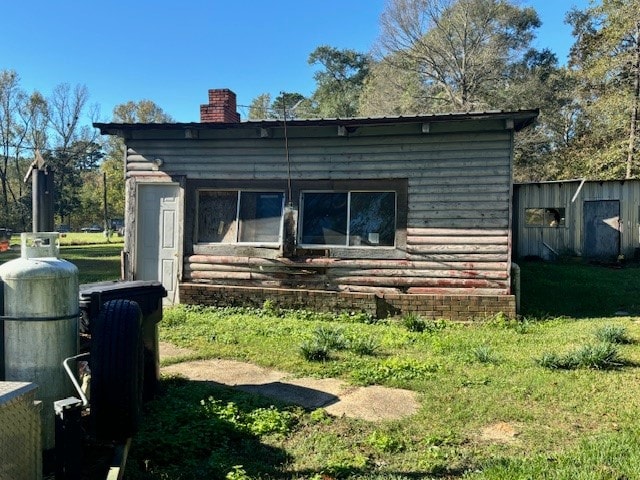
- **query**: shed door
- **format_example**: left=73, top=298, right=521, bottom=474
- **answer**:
left=136, top=184, right=180, bottom=303
left=583, top=200, right=620, bottom=258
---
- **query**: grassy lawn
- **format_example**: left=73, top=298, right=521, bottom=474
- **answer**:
left=123, top=259, right=640, bottom=480
left=0, top=234, right=122, bottom=283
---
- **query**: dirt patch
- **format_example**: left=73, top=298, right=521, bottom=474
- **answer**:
left=159, top=342, right=194, bottom=359
left=479, top=422, right=521, bottom=443
left=159, top=342, right=420, bottom=421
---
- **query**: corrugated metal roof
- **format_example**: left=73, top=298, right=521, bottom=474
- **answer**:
left=94, top=109, right=539, bottom=135
left=515, top=178, right=638, bottom=186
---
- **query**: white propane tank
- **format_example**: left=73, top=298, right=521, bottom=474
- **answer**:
left=0, top=232, right=79, bottom=450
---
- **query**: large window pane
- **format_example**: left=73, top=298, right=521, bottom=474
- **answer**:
left=198, top=191, right=237, bottom=242
left=238, top=192, right=284, bottom=242
left=349, top=192, right=396, bottom=246
left=301, top=192, right=348, bottom=245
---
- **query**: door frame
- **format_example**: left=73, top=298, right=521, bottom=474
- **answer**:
left=582, top=199, right=621, bottom=259
left=132, top=179, right=184, bottom=303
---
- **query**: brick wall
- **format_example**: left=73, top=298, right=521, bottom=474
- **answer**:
left=200, top=88, right=241, bottom=123
left=179, top=283, right=516, bottom=321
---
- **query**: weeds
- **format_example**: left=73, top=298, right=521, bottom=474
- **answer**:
left=313, top=326, right=348, bottom=350
left=349, top=336, right=380, bottom=356
left=300, top=339, right=331, bottom=361
left=400, top=313, right=444, bottom=333
left=401, top=312, right=426, bottom=332
left=201, top=397, right=295, bottom=437
left=595, top=324, right=633, bottom=344
left=538, top=342, right=626, bottom=370
left=350, top=357, right=440, bottom=385
left=367, top=430, right=405, bottom=453
left=471, top=345, right=498, bottom=364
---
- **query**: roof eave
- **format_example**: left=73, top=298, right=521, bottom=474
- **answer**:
left=93, top=109, right=539, bottom=136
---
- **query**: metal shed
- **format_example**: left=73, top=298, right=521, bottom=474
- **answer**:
left=513, top=179, right=640, bottom=260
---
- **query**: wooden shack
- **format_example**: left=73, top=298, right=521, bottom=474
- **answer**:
left=94, top=89, right=538, bottom=319
left=514, top=179, right=640, bottom=260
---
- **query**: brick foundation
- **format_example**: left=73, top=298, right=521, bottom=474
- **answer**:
left=179, top=284, right=516, bottom=321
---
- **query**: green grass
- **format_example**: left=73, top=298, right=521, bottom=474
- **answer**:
left=3, top=242, right=635, bottom=479
left=519, top=258, right=640, bottom=318
left=128, top=277, right=640, bottom=480
left=0, top=237, right=122, bottom=283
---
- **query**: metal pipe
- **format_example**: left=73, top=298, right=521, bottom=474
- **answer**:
left=511, top=262, right=521, bottom=314
left=62, top=353, right=91, bottom=407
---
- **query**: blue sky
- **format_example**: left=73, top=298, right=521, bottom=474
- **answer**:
left=2, top=0, right=590, bottom=123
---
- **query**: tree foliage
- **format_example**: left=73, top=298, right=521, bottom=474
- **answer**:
left=102, top=100, right=174, bottom=222
left=247, top=92, right=315, bottom=120
left=565, top=0, right=640, bottom=179
left=359, top=56, right=427, bottom=117
left=376, top=0, right=541, bottom=111
left=248, top=93, right=272, bottom=120
left=0, top=71, right=100, bottom=230
left=308, top=45, right=370, bottom=117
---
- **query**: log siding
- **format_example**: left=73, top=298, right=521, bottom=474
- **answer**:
left=95, top=111, right=538, bottom=318
left=128, top=127, right=512, bottom=295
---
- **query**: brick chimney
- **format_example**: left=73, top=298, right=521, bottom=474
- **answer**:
left=200, top=88, right=241, bottom=123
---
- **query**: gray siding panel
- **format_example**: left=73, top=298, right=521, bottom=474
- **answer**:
left=515, top=180, right=640, bottom=258
left=128, top=129, right=514, bottom=295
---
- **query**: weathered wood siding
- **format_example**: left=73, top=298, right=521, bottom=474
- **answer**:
left=125, top=120, right=514, bottom=295
left=514, top=180, right=640, bottom=258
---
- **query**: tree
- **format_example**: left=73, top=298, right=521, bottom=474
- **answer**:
left=248, top=93, right=272, bottom=120
left=46, top=83, right=102, bottom=225
left=0, top=70, right=51, bottom=229
left=271, top=92, right=316, bottom=119
left=566, top=0, right=640, bottom=178
left=309, top=45, right=370, bottom=117
left=376, top=0, right=541, bottom=111
left=102, top=100, right=173, bottom=222
left=359, top=57, right=427, bottom=116
left=501, top=50, right=580, bottom=181
left=247, top=92, right=316, bottom=120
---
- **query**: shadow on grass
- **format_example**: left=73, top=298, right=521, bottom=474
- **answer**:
left=126, top=376, right=292, bottom=480
left=519, top=259, right=640, bottom=319
left=128, top=376, right=465, bottom=480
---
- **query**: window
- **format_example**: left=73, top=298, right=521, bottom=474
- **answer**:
left=197, top=190, right=284, bottom=243
left=300, top=191, right=396, bottom=246
left=525, top=208, right=565, bottom=227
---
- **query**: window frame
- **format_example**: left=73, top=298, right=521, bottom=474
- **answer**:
left=195, top=189, right=285, bottom=246
left=524, top=207, right=566, bottom=228
left=298, top=189, right=398, bottom=248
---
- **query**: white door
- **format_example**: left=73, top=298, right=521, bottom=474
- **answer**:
left=136, top=184, right=180, bottom=303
